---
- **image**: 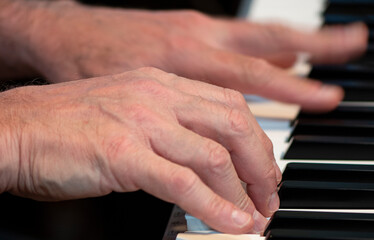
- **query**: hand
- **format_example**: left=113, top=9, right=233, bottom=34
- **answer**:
left=15, top=1, right=367, bottom=111
left=0, top=67, right=281, bottom=234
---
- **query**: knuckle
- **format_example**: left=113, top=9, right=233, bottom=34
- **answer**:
left=204, top=195, right=232, bottom=221
left=131, top=77, right=170, bottom=98
left=262, top=163, right=278, bottom=184
left=104, top=135, right=135, bottom=163
left=263, top=24, right=292, bottom=48
left=227, top=108, right=251, bottom=135
left=261, top=135, right=274, bottom=155
left=245, top=58, right=271, bottom=87
left=223, top=88, right=248, bottom=109
left=169, top=167, right=199, bottom=197
left=169, top=34, right=200, bottom=51
left=126, top=104, right=158, bottom=124
left=235, top=194, right=253, bottom=213
left=204, top=141, right=231, bottom=175
left=267, top=24, right=289, bottom=37
left=181, top=10, right=208, bottom=23
left=138, top=66, right=165, bottom=76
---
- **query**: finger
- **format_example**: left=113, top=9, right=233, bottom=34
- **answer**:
left=138, top=67, right=282, bottom=183
left=308, top=22, right=368, bottom=63
left=124, top=149, right=267, bottom=233
left=171, top=95, right=279, bottom=217
left=223, top=21, right=368, bottom=64
left=260, top=52, right=298, bottom=68
left=170, top=79, right=283, bottom=185
left=168, top=47, right=344, bottom=112
left=137, top=67, right=282, bottom=183
left=145, top=115, right=257, bottom=215
left=131, top=68, right=280, bottom=216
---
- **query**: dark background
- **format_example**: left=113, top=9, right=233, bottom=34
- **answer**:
left=1, top=1, right=243, bottom=240
left=78, top=0, right=242, bottom=17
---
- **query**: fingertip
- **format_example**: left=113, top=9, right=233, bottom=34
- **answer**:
left=313, top=22, right=369, bottom=64
left=252, top=209, right=268, bottom=234
left=345, top=22, right=369, bottom=43
left=201, top=196, right=256, bottom=233
left=209, top=206, right=254, bottom=233
left=268, top=192, right=280, bottom=215
left=302, top=84, right=344, bottom=112
left=230, top=208, right=270, bottom=234
left=273, top=161, right=282, bottom=184
left=343, top=22, right=369, bottom=58
left=231, top=209, right=254, bottom=230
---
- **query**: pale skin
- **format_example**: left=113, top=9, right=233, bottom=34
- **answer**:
left=0, top=0, right=368, bottom=234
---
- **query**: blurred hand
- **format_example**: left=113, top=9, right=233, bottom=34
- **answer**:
left=17, top=1, right=367, bottom=111
left=0, top=67, right=281, bottom=234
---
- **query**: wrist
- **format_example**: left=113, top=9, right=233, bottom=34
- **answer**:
left=0, top=0, right=78, bottom=81
left=0, top=88, right=24, bottom=194
left=0, top=0, right=46, bottom=80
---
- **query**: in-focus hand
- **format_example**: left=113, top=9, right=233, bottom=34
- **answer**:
left=20, top=1, right=368, bottom=111
left=0, top=67, right=281, bottom=234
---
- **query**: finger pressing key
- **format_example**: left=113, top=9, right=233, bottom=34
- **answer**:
left=125, top=149, right=264, bottom=233
left=139, top=68, right=282, bottom=183
left=140, top=68, right=282, bottom=183
left=172, top=95, right=279, bottom=217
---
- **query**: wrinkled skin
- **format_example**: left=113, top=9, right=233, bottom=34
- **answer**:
left=0, top=67, right=281, bottom=233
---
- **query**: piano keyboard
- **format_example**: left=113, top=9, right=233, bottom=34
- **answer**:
left=172, top=0, right=374, bottom=239
left=263, top=0, right=374, bottom=239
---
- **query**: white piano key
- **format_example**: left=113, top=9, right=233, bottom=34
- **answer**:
left=248, top=0, right=326, bottom=30
left=177, top=232, right=264, bottom=240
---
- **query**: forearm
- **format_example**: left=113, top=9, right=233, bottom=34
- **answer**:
left=0, top=0, right=49, bottom=81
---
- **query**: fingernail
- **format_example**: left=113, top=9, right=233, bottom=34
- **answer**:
left=252, top=210, right=268, bottom=234
left=231, top=209, right=251, bottom=227
left=273, top=161, right=282, bottom=184
left=321, top=84, right=343, bottom=96
left=317, top=84, right=344, bottom=103
left=268, top=192, right=280, bottom=213
left=344, top=23, right=369, bottom=51
left=345, top=22, right=367, bottom=36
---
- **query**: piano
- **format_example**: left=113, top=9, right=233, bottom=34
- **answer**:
left=173, top=0, right=374, bottom=239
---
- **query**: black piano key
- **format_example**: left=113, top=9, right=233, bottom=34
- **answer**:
left=354, top=52, right=374, bottom=63
left=327, top=0, right=374, bottom=5
left=309, top=76, right=374, bottom=101
left=323, top=4, right=374, bottom=27
left=282, top=162, right=374, bottom=183
left=278, top=180, right=374, bottom=208
left=324, top=2, right=374, bottom=15
left=283, top=135, right=374, bottom=160
left=307, top=64, right=374, bottom=101
left=324, top=14, right=374, bottom=25
left=321, top=0, right=374, bottom=42
left=266, top=229, right=374, bottom=240
left=264, top=210, right=374, bottom=236
left=308, top=64, right=374, bottom=79
left=323, top=15, right=374, bottom=40
left=288, top=119, right=374, bottom=140
left=323, top=18, right=374, bottom=42
left=320, top=78, right=374, bottom=88
left=295, top=106, right=374, bottom=121
left=325, top=83, right=374, bottom=101
left=367, top=42, right=374, bottom=53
